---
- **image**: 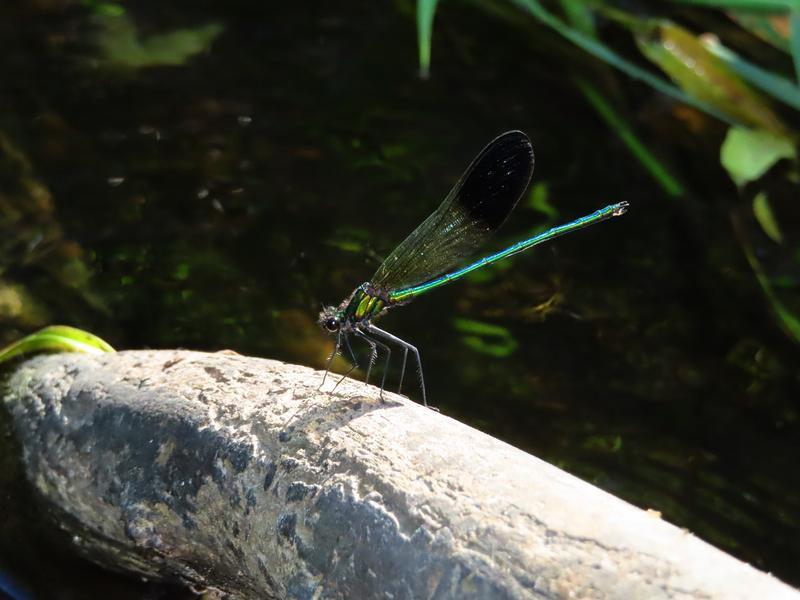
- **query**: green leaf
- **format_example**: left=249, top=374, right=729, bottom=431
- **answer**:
left=753, top=192, right=784, bottom=243
left=526, top=182, right=559, bottom=220
left=575, top=78, right=685, bottom=197
left=583, top=434, right=623, bottom=453
left=0, top=325, right=115, bottom=365
left=559, top=0, right=595, bottom=34
left=417, top=0, right=439, bottom=78
left=93, top=13, right=224, bottom=69
left=790, top=9, right=800, bottom=82
left=453, top=318, right=518, bottom=357
left=739, top=229, right=800, bottom=344
left=636, top=21, right=787, bottom=134
left=453, top=318, right=511, bottom=336
left=81, top=0, right=126, bottom=17
left=728, top=12, right=791, bottom=52
left=670, top=0, right=800, bottom=10
left=720, top=126, right=796, bottom=186
left=701, top=36, right=800, bottom=110
left=510, top=0, right=735, bottom=124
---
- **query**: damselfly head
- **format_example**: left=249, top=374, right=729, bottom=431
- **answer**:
left=318, top=306, right=341, bottom=333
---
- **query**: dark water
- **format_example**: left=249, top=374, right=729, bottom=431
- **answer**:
left=1, top=1, right=799, bottom=596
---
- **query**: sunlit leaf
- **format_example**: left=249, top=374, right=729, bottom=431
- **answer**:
left=417, top=0, right=439, bottom=78
left=0, top=325, right=115, bottom=365
left=453, top=317, right=518, bottom=357
left=720, top=126, right=796, bottom=186
left=701, top=35, right=800, bottom=109
left=453, top=318, right=511, bottom=336
left=511, top=0, right=733, bottom=123
left=753, top=192, right=784, bottom=243
left=636, top=21, right=788, bottom=134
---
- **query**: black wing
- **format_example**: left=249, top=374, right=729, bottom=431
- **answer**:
left=372, top=130, right=535, bottom=291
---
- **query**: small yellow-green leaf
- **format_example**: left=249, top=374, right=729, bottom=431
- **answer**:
left=720, top=126, right=796, bottom=186
left=753, top=192, right=784, bottom=244
left=453, top=318, right=511, bottom=337
left=0, top=325, right=115, bottom=365
left=636, top=21, right=788, bottom=135
left=526, top=182, right=559, bottom=220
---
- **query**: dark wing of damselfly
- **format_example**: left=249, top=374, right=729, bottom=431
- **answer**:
left=371, top=130, right=535, bottom=293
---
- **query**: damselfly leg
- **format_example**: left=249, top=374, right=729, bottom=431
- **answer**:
left=365, top=324, right=427, bottom=408
left=354, top=328, right=391, bottom=399
left=330, top=334, right=360, bottom=394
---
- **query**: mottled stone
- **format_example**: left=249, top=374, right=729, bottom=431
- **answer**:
left=3, top=350, right=798, bottom=600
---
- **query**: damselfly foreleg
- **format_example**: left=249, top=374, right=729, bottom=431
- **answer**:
left=331, top=333, right=360, bottom=394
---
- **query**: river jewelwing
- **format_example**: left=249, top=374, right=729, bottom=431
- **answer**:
left=319, top=131, right=628, bottom=407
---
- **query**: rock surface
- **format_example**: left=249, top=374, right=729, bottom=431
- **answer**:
left=3, top=349, right=798, bottom=599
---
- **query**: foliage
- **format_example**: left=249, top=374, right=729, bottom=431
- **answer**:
left=416, top=0, right=800, bottom=345
left=89, top=8, right=224, bottom=69
left=0, top=325, right=114, bottom=365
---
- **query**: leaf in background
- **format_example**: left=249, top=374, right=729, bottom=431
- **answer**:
left=559, top=0, right=595, bottom=35
left=753, top=192, right=784, bottom=243
left=672, top=0, right=800, bottom=11
left=720, top=126, right=796, bottom=186
left=81, top=0, right=125, bottom=17
left=735, top=216, right=800, bottom=345
left=453, top=317, right=518, bottom=357
left=0, top=325, right=115, bottom=365
left=636, top=21, right=789, bottom=135
left=92, top=13, right=223, bottom=69
left=576, top=77, right=685, bottom=197
left=511, top=0, right=733, bottom=123
left=791, top=9, right=800, bottom=82
left=700, top=35, right=800, bottom=110
left=417, top=0, right=439, bottom=78
left=526, top=182, right=558, bottom=221
left=729, top=11, right=790, bottom=52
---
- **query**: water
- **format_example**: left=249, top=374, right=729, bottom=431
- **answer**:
left=1, top=0, right=799, bottom=596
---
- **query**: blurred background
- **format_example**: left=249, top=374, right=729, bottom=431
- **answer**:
left=1, top=0, right=799, bottom=596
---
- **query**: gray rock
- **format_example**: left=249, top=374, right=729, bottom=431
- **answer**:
left=3, top=350, right=798, bottom=599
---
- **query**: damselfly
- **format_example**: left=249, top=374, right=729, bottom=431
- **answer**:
left=319, top=131, right=627, bottom=406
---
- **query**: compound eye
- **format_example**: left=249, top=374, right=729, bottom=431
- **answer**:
left=324, top=317, right=339, bottom=332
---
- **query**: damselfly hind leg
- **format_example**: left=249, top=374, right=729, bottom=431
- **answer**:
left=397, top=346, right=408, bottom=396
left=365, top=324, right=429, bottom=409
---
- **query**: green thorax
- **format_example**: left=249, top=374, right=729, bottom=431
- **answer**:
left=342, top=283, right=393, bottom=323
